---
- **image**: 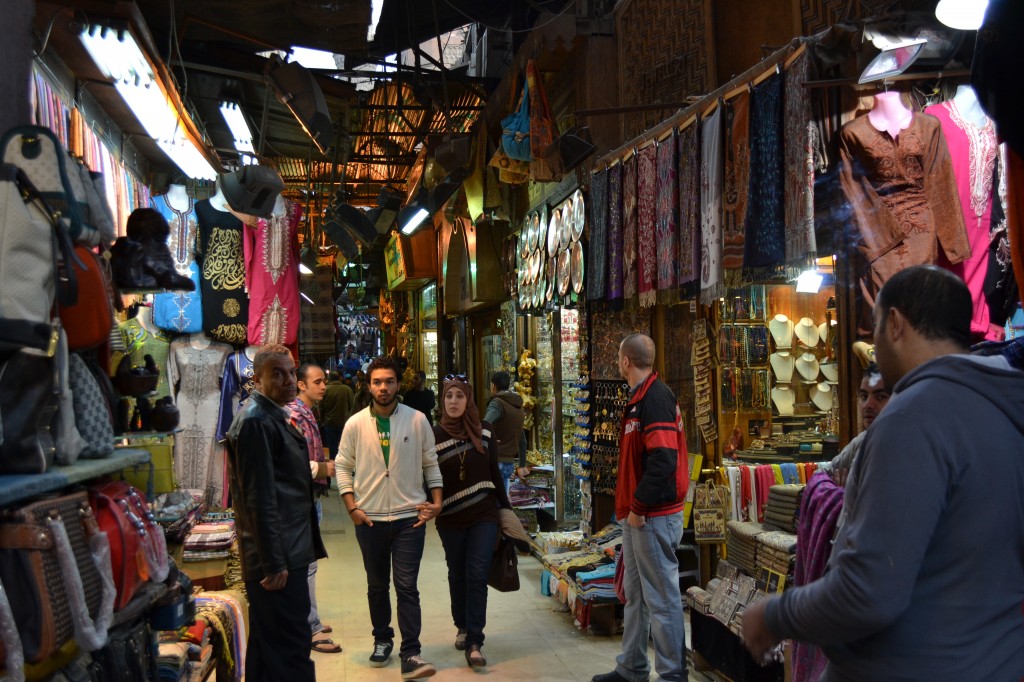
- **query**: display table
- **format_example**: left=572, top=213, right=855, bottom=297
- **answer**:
left=690, top=610, right=785, bottom=682
left=0, top=448, right=152, bottom=506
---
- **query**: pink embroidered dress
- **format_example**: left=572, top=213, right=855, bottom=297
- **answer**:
left=243, top=199, right=302, bottom=346
left=924, top=100, right=1000, bottom=340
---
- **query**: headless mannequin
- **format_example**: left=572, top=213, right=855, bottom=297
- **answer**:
left=951, top=85, right=990, bottom=129
left=869, top=91, right=914, bottom=139
left=208, top=178, right=231, bottom=213
left=768, top=314, right=794, bottom=348
left=165, top=184, right=191, bottom=213
left=135, top=303, right=156, bottom=333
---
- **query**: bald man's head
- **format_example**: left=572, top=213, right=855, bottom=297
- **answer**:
left=620, top=333, right=655, bottom=370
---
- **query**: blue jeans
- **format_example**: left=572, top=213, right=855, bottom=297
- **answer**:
left=616, top=513, right=686, bottom=682
left=354, top=517, right=426, bottom=657
left=437, top=520, right=499, bottom=648
left=308, top=500, right=323, bottom=634
left=498, top=462, right=515, bottom=496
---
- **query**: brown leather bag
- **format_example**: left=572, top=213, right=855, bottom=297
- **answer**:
left=0, top=491, right=114, bottom=668
left=58, top=245, right=116, bottom=351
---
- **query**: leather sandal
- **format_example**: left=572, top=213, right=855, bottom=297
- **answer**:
left=465, top=644, right=486, bottom=670
left=312, top=637, right=342, bottom=654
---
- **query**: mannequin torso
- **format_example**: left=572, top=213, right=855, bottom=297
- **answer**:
left=868, top=91, right=914, bottom=139
left=951, top=85, right=990, bottom=130
left=771, top=386, right=795, bottom=416
left=769, top=351, right=795, bottom=383
left=165, top=184, right=191, bottom=213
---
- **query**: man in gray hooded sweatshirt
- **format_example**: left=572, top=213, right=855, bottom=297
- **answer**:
left=483, top=371, right=527, bottom=494
left=742, top=265, right=1024, bottom=681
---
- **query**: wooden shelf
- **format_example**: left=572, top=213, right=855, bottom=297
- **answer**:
left=0, top=448, right=152, bottom=507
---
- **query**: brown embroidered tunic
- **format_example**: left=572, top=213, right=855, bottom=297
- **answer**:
left=838, top=113, right=971, bottom=310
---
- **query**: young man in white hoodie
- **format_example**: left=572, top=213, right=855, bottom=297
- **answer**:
left=335, top=356, right=443, bottom=680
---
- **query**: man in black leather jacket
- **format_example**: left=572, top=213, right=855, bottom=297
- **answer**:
left=226, top=343, right=327, bottom=682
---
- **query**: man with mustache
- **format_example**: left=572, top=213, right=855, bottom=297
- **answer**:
left=336, top=356, right=443, bottom=680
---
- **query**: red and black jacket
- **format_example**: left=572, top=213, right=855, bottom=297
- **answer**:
left=615, top=372, right=688, bottom=520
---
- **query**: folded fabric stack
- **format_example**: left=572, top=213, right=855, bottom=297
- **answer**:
left=509, top=482, right=552, bottom=508
left=541, top=523, right=624, bottom=606
left=575, top=562, right=618, bottom=601
left=183, top=519, right=236, bottom=562
left=763, top=484, right=805, bottom=532
left=725, top=521, right=762, bottom=575
left=755, top=529, right=798, bottom=577
left=195, top=589, right=248, bottom=681
left=157, top=641, right=190, bottom=681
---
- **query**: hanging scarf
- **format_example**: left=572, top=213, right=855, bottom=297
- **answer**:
left=700, top=106, right=724, bottom=304
left=440, top=380, right=484, bottom=454
left=655, top=132, right=678, bottom=295
left=784, top=47, right=817, bottom=275
left=588, top=168, right=610, bottom=301
left=743, top=73, right=786, bottom=279
left=607, top=163, right=625, bottom=302
left=622, top=153, right=639, bottom=300
left=722, top=91, right=751, bottom=280
left=637, top=144, right=658, bottom=307
left=677, top=122, right=702, bottom=290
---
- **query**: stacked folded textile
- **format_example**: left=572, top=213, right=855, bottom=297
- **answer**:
left=725, top=521, right=763, bottom=575
left=157, top=641, right=189, bottom=681
left=183, top=520, right=236, bottom=562
left=509, top=482, right=553, bottom=508
left=763, top=484, right=804, bottom=532
left=755, top=529, right=798, bottom=577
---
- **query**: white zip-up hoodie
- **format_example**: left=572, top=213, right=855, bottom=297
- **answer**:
left=335, top=403, right=442, bottom=522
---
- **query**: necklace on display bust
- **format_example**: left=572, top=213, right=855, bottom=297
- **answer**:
left=771, top=386, right=795, bottom=416
left=795, top=353, right=820, bottom=382
left=820, top=362, right=839, bottom=383
left=795, top=317, right=819, bottom=347
left=769, top=351, right=795, bottom=383
left=768, top=314, right=794, bottom=349
left=810, top=383, right=833, bottom=412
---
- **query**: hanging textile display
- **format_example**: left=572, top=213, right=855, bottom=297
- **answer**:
left=678, top=122, right=702, bottom=290
left=588, top=168, right=610, bottom=301
left=655, top=132, right=678, bottom=295
left=700, top=106, right=724, bottom=304
left=637, top=144, right=658, bottom=307
left=784, top=46, right=817, bottom=274
left=622, top=153, right=639, bottom=300
left=743, top=73, right=786, bottom=280
left=195, top=199, right=249, bottom=345
left=244, top=199, right=302, bottom=346
left=606, top=163, right=625, bottom=303
left=152, top=194, right=203, bottom=333
left=722, top=90, right=751, bottom=277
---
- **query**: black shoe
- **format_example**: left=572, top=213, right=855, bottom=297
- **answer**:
left=592, top=672, right=634, bottom=682
left=400, top=654, right=436, bottom=679
left=454, top=628, right=467, bottom=650
left=369, top=640, right=393, bottom=667
left=465, top=644, right=487, bottom=670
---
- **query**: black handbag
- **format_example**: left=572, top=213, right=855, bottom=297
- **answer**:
left=487, top=534, right=521, bottom=592
left=0, top=347, right=59, bottom=474
left=91, top=617, right=155, bottom=682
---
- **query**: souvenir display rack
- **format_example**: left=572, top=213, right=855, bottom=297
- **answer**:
left=591, top=379, right=629, bottom=495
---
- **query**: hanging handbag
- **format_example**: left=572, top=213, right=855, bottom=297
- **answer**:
left=0, top=491, right=116, bottom=672
left=526, top=59, right=559, bottom=182
left=69, top=353, right=115, bottom=459
left=89, top=481, right=169, bottom=611
left=54, top=327, right=87, bottom=466
left=91, top=617, right=156, bottom=682
left=487, top=534, right=521, bottom=592
left=0, top=126, right=102, bottom=246
left=694, top=479, right=730, bottom=544
left=59, top=245, right=117, bottom=352
left=501, top=79, right=532, bottom=162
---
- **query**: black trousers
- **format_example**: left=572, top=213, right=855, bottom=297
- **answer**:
left=244, top=567, right=315, bottom=682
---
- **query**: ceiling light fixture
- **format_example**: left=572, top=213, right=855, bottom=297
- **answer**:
left=219, top=101, right=254, bottom=154
left=78, top=21, right=219, bottom=180
left=935, top=0, right=989, bottom=30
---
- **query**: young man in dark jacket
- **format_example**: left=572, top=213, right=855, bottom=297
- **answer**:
left=594, top=333, right=689, bottom=682
left=226, top=344, right=327, bottom=682
left=483, top=371, right=527, bottom=493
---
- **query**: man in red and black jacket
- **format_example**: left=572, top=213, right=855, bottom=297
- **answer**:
left=594, top=333, right=689, bottom=682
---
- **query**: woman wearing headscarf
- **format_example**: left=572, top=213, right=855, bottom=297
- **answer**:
left=433, top=374, right=512, bottom=670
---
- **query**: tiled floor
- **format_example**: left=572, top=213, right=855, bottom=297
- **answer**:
left=306, top=498, right=707, bottom=681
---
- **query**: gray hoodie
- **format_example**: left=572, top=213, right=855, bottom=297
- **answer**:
left=766, top=354, right=1024, bottom=681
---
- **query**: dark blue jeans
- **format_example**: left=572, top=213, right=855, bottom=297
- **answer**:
left=354, top=517, right=426, bottom=657
left=323, top=425, right=342, bottom=459
left=437, top=520, right=499, bottom=648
